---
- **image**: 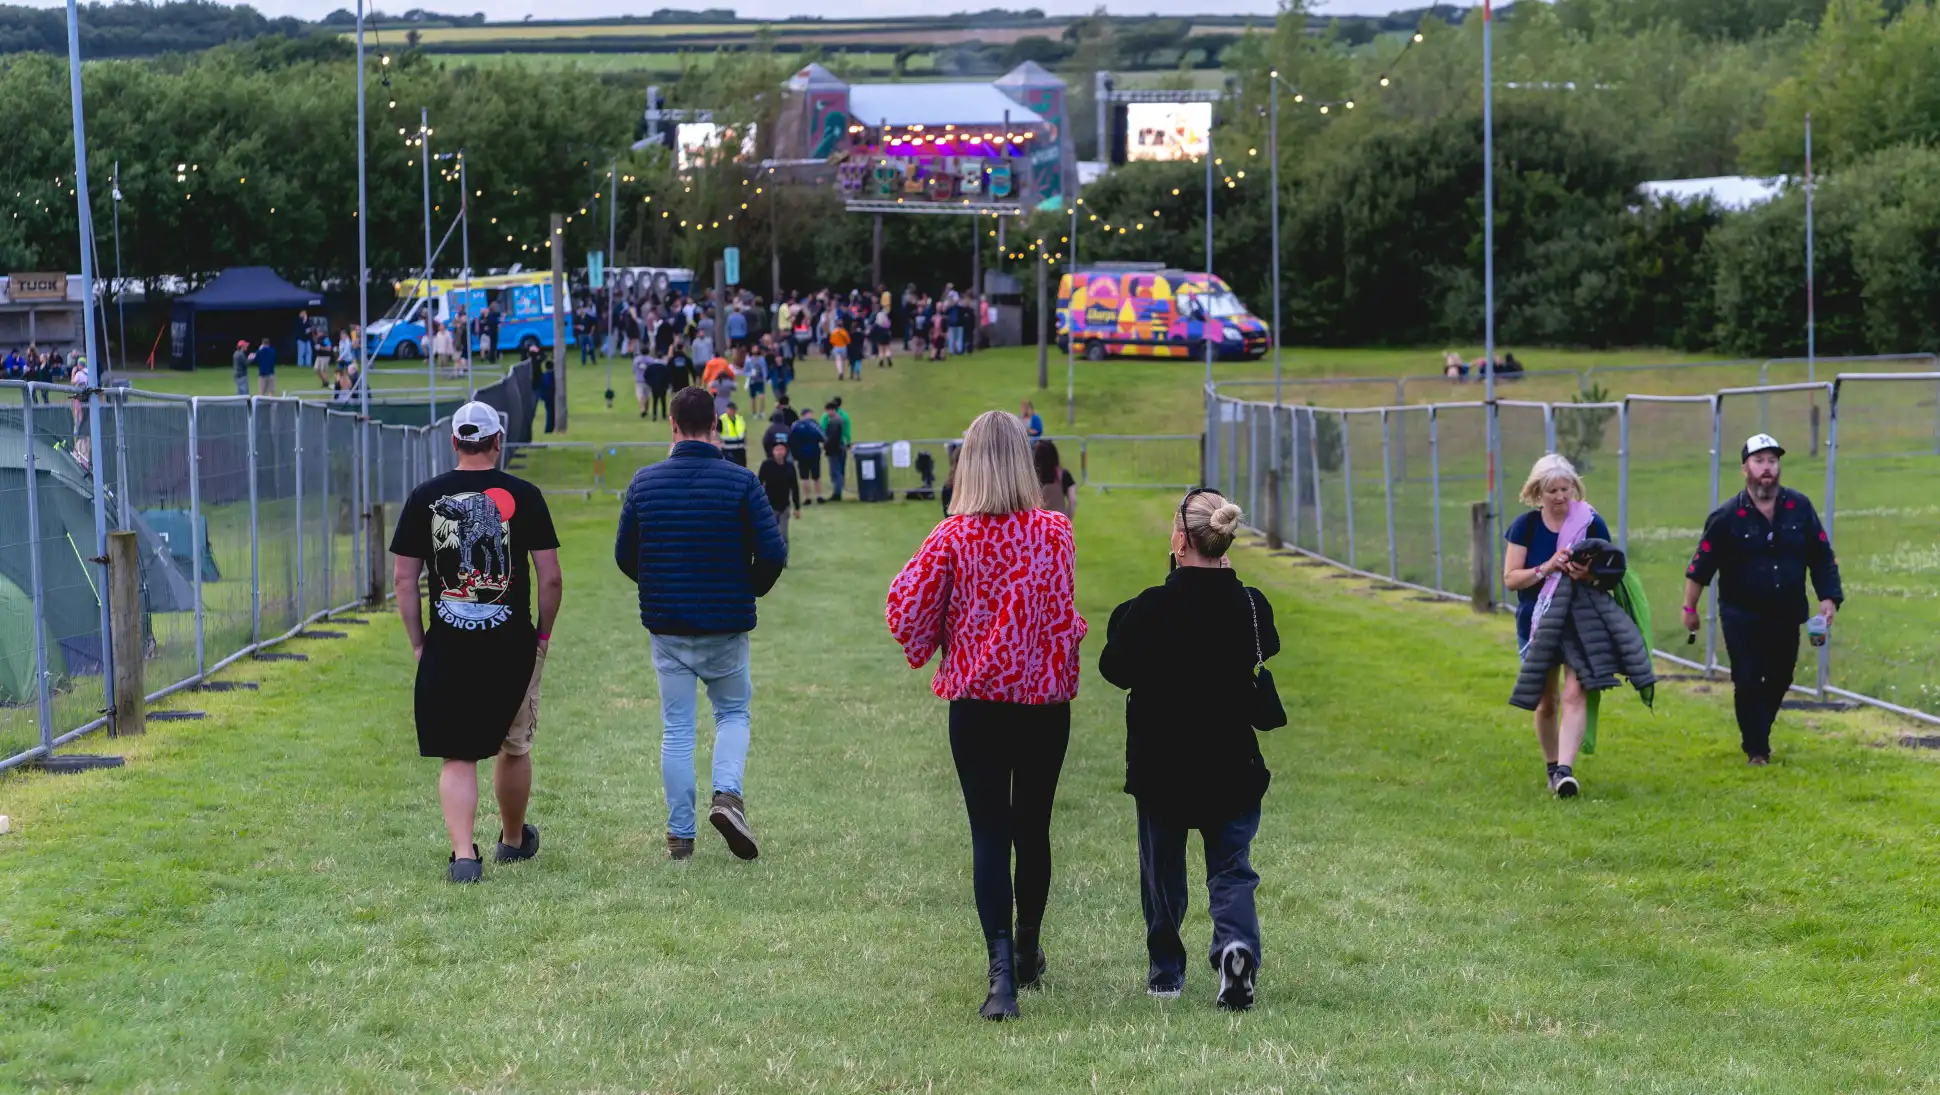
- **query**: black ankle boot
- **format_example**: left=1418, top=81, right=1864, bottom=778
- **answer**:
left=1013, top=925, right=1047, bottom=990
left=980, top=938, right=1019, bottom=1020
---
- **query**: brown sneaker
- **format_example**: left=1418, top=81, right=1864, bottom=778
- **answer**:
left=708, top=791, right=760, bottom=860
left=667, top=834, right=695, bottom=860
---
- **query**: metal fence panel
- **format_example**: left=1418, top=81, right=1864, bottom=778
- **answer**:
left=254, top=400, right=301, bottom=642
left=1620, top=397, right=1718, bottom=661
left=1343, top=411, right=1389, bottom=575
left=1827, top=376, right=1940, bottom=718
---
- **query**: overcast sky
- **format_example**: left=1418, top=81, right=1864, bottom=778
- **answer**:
left=20, top=0, right=1419, bottom=20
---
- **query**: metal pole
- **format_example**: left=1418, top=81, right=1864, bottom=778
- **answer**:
left=189, top=399, right=205, bottom=677
left=1066, top=204, right=1076, bottom=425
left=1483, top=0, right=1502, bottom=609
left=112, top=161, right=126, bottom=376
left=604, top=160, right=615, bottom=403
left=1543, top=403, right=1556, bottom=454
left=1805, top=113, right=1815, bottom=386
left=1288, top=406, right=1303, bottom=548
left=1340, top=410, right=1356, bottom=569
left=294, top=405, right=305, bottom=623
left=1706, top=397, right=1721, bottom=675
left=421, top=107, right=434, bottom=423
left=64, top=0, right=101, bottom=399
left=1381, top=408, right=1397, bottom=579
left=22, top=390, right=53, bottom=755
left=1270, top=73, right=1281, bottom=406
left=1203, top=128, right=1214, bottom=389
left=112, top=388, right=130, bottom=528
left=88, top=388, right=112, bottom=727
left=1819, top=381, right=1837, bottom=696
left=248, top=398, right=260, bottom=646
left=356, top=0, right=371, bottom=576
left=1617, top=402, right=1630, bottom=554
left=1430, top=405, right=1443, bottom=592
left=462, top=153, right=474, bottom=400
left=1308, top=406, right=1324, bottom=554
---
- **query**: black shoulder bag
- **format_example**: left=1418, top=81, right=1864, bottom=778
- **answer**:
left=1246, top=589, right=1287, bottom=731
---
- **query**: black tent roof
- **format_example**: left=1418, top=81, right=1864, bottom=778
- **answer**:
left=174, top=267, right=322, bottom=312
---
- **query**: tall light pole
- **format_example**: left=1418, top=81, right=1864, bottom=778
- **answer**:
left=111, top=160, right=125, bottom=376
left=1482, top=0, right=1501, bottom=603
left=1269, top=72, right=1281, bottom=406
left=1805, top=112, right=1815, bottom=384
left=420, top=107, right=434, bottom=420
left=62, top=0, right=100, bottom=389
left=1203, top=126, right=1214, bottom=390
left=460, top=150, right=473, bottom=399
left=356, top=0, right=370, bottom=580
left=1066, top=200, right=1078, bottom=426
left=606, top=159, right=617, bottom=405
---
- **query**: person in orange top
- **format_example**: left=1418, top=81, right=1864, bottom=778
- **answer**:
left=700, top=354, right=735, bottom=389
left=829, top=323, right=851, bottom=381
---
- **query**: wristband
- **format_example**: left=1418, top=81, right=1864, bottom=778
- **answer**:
left=537, top=632, right=551, bottom=642
left=1680, top=607, right=1698, bottom=617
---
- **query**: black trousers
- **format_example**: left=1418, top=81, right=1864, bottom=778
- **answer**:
left=649, top=386, right=667, bottom=418
left=1720, top=612, right=1801, bottom=758
left=1138, top=804, right=1262, bottom=986
left=948, top=700, right=1071, bottom=943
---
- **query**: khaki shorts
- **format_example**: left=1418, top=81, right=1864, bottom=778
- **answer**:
left=501, top=643, right=547, bottom=757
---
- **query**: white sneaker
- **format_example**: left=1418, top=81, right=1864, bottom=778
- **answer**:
left=1216, top=942, right=1256, bottom=1011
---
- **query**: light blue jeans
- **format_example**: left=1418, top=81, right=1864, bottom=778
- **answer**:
left=651, top=631, right=752, bottom=839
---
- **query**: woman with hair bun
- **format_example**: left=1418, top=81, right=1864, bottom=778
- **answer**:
left=1099, top=488, right=1280, bottom=1012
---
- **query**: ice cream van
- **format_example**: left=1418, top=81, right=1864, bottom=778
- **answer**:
left=1055, top=264, right=1269, bottom=361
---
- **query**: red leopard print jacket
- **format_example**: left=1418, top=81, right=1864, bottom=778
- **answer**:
left=885, top=509, right=1087, bottom=704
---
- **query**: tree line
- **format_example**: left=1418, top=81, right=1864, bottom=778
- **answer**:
left=6, top=0, right=1940, bottom=357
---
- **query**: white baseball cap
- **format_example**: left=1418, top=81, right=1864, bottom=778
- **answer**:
left=451, top=401, right=503, bottom=442
left=1741, top=433, right=1784, bottom=461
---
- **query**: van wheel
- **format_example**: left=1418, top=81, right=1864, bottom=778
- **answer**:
left=1084, top=341, right=1107, bottom=362
left=397, top=341, right=420, bottom=360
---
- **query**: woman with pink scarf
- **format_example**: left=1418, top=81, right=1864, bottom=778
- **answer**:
left=1502, top=454, right=1609, bottom=797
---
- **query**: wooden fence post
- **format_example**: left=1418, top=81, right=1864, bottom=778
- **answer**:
left=1470, top=501, right=1493, bottom=615
left=108, top=530, right=144, bottom=738
left=367, top=503, right=387, bottom=609
left=1265, top=469, right=1283, bottom=549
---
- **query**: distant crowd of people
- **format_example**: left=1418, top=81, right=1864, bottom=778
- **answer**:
left=1442, top=349, right=1527, bottom=381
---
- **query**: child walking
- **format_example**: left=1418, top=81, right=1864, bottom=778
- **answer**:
left=1098, top=489, right=1280, bottom=1012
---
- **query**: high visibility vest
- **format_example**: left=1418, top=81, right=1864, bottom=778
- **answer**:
left=720, top=414, right=746, bottom=446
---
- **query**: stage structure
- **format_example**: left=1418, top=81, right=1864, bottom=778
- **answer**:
left=777, top=62, right=1078, bottom=295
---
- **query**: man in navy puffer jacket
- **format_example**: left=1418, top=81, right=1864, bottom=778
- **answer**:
left=616, top=386, right=787, bottom=861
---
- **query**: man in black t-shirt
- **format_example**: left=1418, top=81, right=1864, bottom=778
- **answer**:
left=391, top=402, right=563, bottom=883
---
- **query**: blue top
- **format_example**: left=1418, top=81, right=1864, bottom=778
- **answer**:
left=727, top=311, right=749, bottom=339
left=1026, top=413, right=1044, bottom=438
left=254, top=345, right=277, bottom=374
left=613, top=440, right=787, bottom=635
left=1506, top=508, right=1611, bottom=625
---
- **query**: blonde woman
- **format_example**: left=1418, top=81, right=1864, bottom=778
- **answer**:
left=1502, top=454, right=1609, bottom=797
left=886, top=409, right=1088, bottom=1021
left=1100, top=488, right=1279, bottom=1011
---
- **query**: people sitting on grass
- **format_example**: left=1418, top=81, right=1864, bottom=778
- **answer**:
left=390, top=402, right=562, bottom=884
left=1100, top=488, right=1279, bottom=1011
left=885, top=409, right=1087, bottom=1022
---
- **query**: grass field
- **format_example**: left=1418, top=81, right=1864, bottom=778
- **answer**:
left=8, top=471, right=1940, bottom=1090
left=8, top=342, right=1940, bottom=1090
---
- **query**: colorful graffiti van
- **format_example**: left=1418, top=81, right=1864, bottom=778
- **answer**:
left=1056, top=264, right=1269, bottom=361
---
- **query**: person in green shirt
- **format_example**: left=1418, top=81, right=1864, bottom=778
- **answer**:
left=822, top=398, right=852, bottom=502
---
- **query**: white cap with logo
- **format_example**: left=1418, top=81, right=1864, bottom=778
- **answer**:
left=1740, top=433, right=1784, bottom=462
left=451, top=401, right=504, bottom=442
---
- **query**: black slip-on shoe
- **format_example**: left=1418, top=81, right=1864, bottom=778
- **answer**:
left=495, top=823, right=539, bottom=863
left=447, top=845, right=483, bottom=884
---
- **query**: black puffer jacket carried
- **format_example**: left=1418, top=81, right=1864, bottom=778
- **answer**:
left=1510, top=542, right=1656, bottom=710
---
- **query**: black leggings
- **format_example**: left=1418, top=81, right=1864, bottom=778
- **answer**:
left=947, top=700, right=1071, bottom=942
left=649, top=386, right=668, bottom=418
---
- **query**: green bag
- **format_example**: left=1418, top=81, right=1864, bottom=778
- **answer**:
left=1583, top=570, right=1655, bottom=755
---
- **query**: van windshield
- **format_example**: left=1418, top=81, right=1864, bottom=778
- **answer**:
left=1200, top=292, right=1248, bottom=318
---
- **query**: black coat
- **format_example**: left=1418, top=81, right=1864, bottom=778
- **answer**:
left=1510, top=564, right=1656, bottom=711
left=1100, top=567, right=1280, bottom=826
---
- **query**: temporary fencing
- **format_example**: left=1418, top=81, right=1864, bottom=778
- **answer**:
left=0, top=381, right=448, bottom=773
left=1207, top=372, right=1940, bottom=727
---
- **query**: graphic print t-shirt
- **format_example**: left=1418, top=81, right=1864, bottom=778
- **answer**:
left=390, top=469, right=559, bottom=644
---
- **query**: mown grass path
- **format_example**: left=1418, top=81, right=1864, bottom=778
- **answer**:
left=3, top=490, right=1937, bottom=1093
